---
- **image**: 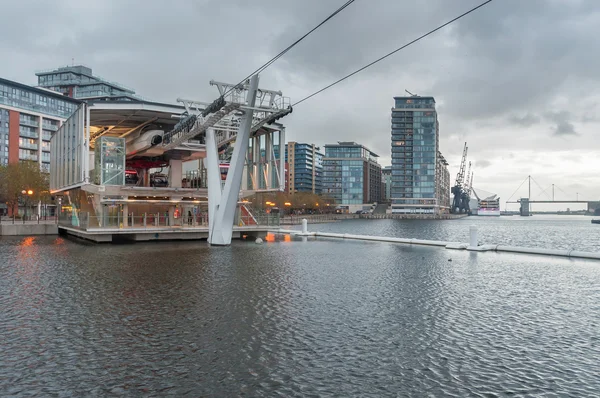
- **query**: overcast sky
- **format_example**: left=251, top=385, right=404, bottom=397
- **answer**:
left=2, top=0, right=599, bottom=209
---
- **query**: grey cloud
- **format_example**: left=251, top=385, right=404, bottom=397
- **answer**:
left=475, top=159, right=492, bottom=169
left=545, top=111, right=578, bottom=136
left=508, top=113, right=541, bottom=127
left=553, top=121, right=577, bottom=136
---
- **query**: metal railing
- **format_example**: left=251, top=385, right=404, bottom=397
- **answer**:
left=65, top=212, right=211, bottom=230
left=237, top=212, right=280, bottom=227
left=19, top=142, right=39, bottom=150
left=19, top=130, right=39, bottom=139
left=20, top=155, right=38, bottom=161
left=279, top=214, right=353, bottom=224
left=19, top=119, right=39, bottom=127
left=58, top=208, right=280, bottom=231
left=42, top=124, right=59, bottom=131
left=0, top=215, right=58, bottom=224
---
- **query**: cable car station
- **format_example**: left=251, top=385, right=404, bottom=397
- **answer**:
left=49, top=75, right=290, bottom=244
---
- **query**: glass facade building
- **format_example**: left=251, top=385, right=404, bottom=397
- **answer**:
left=322, top=142, right=381, bottom=205
left=36, top=65, right=138, bottom=101
left=0, top=77, right=80, bottom=171
left=382, top=165, right=392, bottom=203
left=390, top=96, right=449, bottom=214
left=285, top=142, right=323, bottom=194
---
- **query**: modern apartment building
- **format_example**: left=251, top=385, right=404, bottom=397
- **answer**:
left=390, top=95, right=450, bottom=214
left=285, top=142, right=323, bottom=194
left=0, top=77, right=80, bottom=170
left=381, top=165, right=392, bottom=203
left=36, top=65, right=138, bottom=101
left=436, top=152, right=451, bottom=212
left=322, top=142, right=381, bottom=208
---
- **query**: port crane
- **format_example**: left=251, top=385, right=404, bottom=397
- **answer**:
left=450, top=142, right=470, bottom=214
left=461, top=162, right=472, bottom=213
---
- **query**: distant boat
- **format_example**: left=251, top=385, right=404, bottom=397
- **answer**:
left=592, top=220, right=600, bottom=224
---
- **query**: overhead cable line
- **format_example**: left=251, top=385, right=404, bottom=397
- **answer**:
left=506, top=175, right=529, bottom=203
left=533, top=185, right=552, bottom=201
left=554, top=184, right=570, bottom=198
left=292, top=0, right=493, bottom=106
left=530, top=176, right=551, bottom=200
left=222, top=0, right=357, bottom=99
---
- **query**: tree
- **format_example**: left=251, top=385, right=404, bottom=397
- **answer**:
left=244, top=191, right=336, bottom=214
left=0, top=161, right=49, bottom=216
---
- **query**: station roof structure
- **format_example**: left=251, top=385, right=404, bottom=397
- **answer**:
left=87, top=99, right=186, bottom=142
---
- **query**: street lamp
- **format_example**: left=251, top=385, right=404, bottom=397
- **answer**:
left=21, top=189, right=33, bottom=220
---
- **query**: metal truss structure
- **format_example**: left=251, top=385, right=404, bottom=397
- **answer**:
left=170, top=79, right=292, bottom=149
left=175, top=75, right=292, bottom=245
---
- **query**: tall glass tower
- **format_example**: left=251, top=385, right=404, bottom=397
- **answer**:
left=391, top=96, right=449, bottom=214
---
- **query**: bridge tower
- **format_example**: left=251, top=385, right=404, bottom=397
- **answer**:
left=519, top=198, right=530, bottom=216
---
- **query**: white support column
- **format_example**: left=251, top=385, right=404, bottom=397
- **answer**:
left=37, top=114, right=43, bottom=217
left=208, top=75, right=259, bottom=246
left=84, top=104, right=90, bottom=183
left=123, top=204, right=129, bottom=227
left=279, top=127, right=286, bottom=191
left=265, top=133, right=272, bottom=189
left=252, top=136, right=259, bottom=190
left=205, top=127, right=223, bottom=241
left=270, top=133, right=281, bottom=190
left=241, top=157, right=248, bottom=191
left=469, top=225, right=478, bottom=248
left=169, top=159, right=183, bottom=188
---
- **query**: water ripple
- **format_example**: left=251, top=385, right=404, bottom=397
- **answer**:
left=1, top=235, right=599, bottom=396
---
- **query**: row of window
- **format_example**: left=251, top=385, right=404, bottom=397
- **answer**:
left=392, top=193, right=435, bottom=199
left=323, top=171, right=363, bottom=177
left=391, top=115, right=435, bottom=122
left=392, top=111, right=435, bottom=117
left=324, top=148, right=377, bottom=162
left=392, top=134, right=433, bottom=141
left=39, top=72, right=80, bottom=82
left=0, top=84, right=77, bottom=118
left=391, top=120, right=435, bottom=129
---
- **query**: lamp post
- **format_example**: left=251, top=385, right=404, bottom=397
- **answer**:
left=21, top=189, right=33, bottom=221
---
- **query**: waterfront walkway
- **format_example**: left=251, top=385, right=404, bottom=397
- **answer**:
left=0, top=218, right=58, bottom=236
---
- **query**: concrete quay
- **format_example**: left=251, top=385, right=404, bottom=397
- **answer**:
left=0, top=222, right=58, bottom=236
left=58, top=225, right=270, bottom=243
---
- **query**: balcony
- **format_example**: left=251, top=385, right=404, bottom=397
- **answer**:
left=20, top=119, right=39, bottom=128
left=19, top=131, right=39, bottom=139
left=20, top=155, right=38, bottom=162
left=19, top=142, right=39, bottom=150
left=42, top=124, right=59, bottom=131
left=42, top=133, right=52, bottom=141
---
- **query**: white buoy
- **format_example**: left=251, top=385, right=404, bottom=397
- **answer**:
left=469, top=225, right=478, bottom=248
left=255, top=237, right=263, bottom=244
left=301, top=218, right=308, bottom=235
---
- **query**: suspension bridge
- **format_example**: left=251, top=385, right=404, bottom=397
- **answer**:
left=505, top=175, right=600, bottom=216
